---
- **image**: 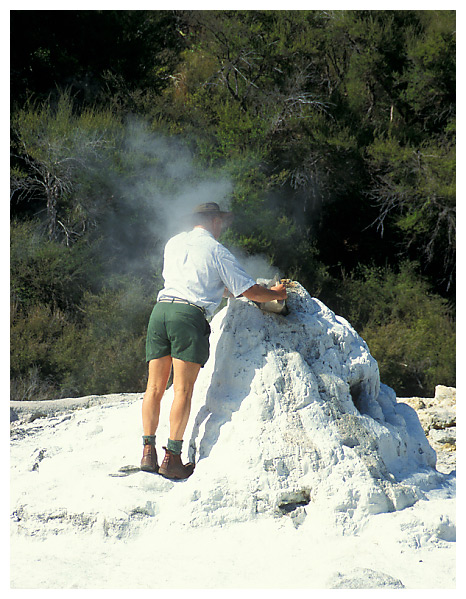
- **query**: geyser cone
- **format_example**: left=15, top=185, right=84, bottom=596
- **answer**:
left=162, top=281, right=440, bottom=527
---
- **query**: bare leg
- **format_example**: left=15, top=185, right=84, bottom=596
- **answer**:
left=169, top=358, right=202, bottom=440
left=142, top=355, right=173, bottom=436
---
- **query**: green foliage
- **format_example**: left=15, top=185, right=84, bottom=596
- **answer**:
left=10, top=218, right=159, bottom=399
left=11, top=92, right=123, bottom=242
left=51, top=283, right=153, bottom=396
left=11, top=303, right=69, bottom=382
left=367, top=132, right=455, bottom=290
left=333, top=262, right=455, bottom=396
left=10, top=10, right=186, bottom=110
left=400, top=10, right=456, bottom=132
left=10, top=10, right=456, bottom=399
left=10, top=278, right=155, bottom=400
left=10, top=219, right=97, bottom=312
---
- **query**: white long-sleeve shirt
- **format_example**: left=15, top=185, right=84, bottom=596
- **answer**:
left=157, top=228, right=256, bottom=317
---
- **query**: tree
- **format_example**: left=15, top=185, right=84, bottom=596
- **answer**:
left=11, top=92, right=120, bottom=243
left=335, top=262, right=456, bottom=396
left=367, top=134, right=455, bottom=291
left=10, top=10, right=187, bottom=111
left=10, top=10, right=456, bottom=398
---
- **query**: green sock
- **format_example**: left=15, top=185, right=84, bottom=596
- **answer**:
left=142, top=435, right=156, bottom=446
left=167, top=438, right=183, bottom=454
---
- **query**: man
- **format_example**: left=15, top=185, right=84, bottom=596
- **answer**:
left=141, top=202, right=287, bottom=479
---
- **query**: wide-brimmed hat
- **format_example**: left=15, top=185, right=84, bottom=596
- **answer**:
left=192, top=202, right=231, bottom=217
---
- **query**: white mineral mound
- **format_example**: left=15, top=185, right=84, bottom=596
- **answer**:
left=181, top=282, right=440, bottom=528
left=10, top=282, right=456, bottom=589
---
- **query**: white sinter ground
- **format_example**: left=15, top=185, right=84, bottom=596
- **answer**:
left=10, top=282, right=456, bottom=589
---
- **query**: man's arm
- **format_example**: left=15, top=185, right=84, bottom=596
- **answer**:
left=241, top=283, right=287, bottom=303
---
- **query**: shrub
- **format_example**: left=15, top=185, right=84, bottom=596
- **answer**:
left=53, top=283, right=154, bottom=396
left=10, top=270, right=157, bottom=400
left=335, top=261, right=455, bottom=396
left=10, top=301, right=71, bottom=400
left=10, top=219, right=98, bottom=312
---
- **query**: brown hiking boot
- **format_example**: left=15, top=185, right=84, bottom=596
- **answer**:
left=159, top=447, right=194, bottom=480
left=140, top=444, right=158, bottom=473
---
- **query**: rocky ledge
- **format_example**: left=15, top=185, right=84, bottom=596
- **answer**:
left=399, top=385, right=456, bottom=475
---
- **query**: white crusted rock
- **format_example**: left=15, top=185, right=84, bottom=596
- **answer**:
left=11, top=282, right=445, bottom=537
left=158, top=282, right=441, bottom=527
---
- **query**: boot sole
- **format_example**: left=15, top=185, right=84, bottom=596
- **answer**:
left=159, top=467, right=193, bottom=480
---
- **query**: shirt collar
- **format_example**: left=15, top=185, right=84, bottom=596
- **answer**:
left=192, top=227, right=215, bottom=239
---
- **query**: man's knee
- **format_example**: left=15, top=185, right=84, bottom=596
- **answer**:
left=145, top=381, right=165, bottom=397
left=172, top=377, right=195, bottom=397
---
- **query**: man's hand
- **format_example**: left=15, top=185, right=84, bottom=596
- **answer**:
left=270, top=283, right=287, bottom=300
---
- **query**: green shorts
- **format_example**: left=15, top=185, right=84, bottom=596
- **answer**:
left=145, top=302, right=211, bottom=366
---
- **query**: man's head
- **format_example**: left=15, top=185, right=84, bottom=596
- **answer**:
left=192, top=202, right=233, bottom=238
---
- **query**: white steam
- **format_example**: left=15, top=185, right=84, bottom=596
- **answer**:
left=233, top=248, right=282, bottom=282
left=118, top=119, right=232, bottom=242
left=105, top=119, right=279, bottom=282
